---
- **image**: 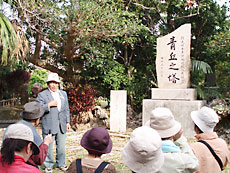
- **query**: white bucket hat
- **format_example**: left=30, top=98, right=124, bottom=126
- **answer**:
left=122, top=126, right=164, bottom=173
left=5, top=123, right=40, bottom=155
left=46, top=73, right=60, bottom=83
left=191, top=106, right=219, bottom=132
left=145, top=107, right=181, bottom=138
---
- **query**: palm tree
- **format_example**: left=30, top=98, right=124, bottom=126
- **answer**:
left=0, top=1, right=29, bottom=65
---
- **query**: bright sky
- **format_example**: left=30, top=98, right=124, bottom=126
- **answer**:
left=217, top=0, right=230, bottom=15
left=1, top=1, right=229, bottom=16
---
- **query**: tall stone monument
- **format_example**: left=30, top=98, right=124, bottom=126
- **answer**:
left=110, top=90, right=127, bottom=132
left=143, top=23, right=206, bottom=137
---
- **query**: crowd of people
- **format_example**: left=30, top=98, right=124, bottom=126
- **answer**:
left=0, top=73, right=229, bottom=173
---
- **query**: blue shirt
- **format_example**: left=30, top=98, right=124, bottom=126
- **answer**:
left=2, top=120, right=42, bottom=146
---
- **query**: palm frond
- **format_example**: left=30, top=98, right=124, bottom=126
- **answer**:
left=191, top=60, right=213, bottom=74
left=0, top=13, right=29, bottom=65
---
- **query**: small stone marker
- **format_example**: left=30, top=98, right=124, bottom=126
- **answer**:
left=156, top=23, right=191, bottom=89
left=110, top=90, right=127, bottom=132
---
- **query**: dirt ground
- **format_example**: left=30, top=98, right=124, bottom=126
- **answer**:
left=0, top=125, right=132, bottom=173
left=0, top=125, right=229, bottom=173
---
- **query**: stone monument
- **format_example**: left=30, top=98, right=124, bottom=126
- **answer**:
left=110, top=90, right=127, bottom=132
left=142, top=23, right=206, bottom=138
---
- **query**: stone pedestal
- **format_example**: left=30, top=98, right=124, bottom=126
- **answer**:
left=151, top=88, right=196, bottom=100
left=143, top=89, right=206, bottom=138
left=110, top=90, right=127, bottom=132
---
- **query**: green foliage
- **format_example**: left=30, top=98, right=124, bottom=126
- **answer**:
left=28, top=69, right=48, bottom=95
left=191, top=60, right=212, bottom=74
left=216, top=61, right=230, bottom=98
left=3, top=0, right=230, bottom=115
left=0, top=13, right=17, bottom=65
left=83, top=57, right=129, bottom=97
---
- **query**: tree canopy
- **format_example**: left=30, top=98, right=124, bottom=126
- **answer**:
left=1, top=0, right=230, bottom=110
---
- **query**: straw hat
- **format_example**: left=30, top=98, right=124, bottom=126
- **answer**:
left=122, top=126, right=164, bottom=173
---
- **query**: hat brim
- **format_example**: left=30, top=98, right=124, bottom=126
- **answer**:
left=157, top=120, right=181, bottom=138
left=20, top=105, right=45, bottom=120
left=80, top=129, right=112, bottom=154
left=146, top=120, right=181, bottom=138
left=122, top=142, right=164, bottom=172
left=46, top=79, right=60, bottom=83
left=191, top=111, right=213, bottom=132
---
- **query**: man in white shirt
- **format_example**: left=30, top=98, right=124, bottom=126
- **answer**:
left=37, top=73, right=71, bottom=173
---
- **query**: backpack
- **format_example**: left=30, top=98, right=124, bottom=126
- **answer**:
left=76, top=159, right=110, bottom=173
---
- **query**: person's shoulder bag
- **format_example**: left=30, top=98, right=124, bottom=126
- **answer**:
left=198, top=140, right=223, bottom=171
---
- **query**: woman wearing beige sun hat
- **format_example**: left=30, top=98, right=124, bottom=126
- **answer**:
left=145, top=107, right=199, bottom=173
left=122, top=126, right=164, bottom=173
left=190, top=106, right=229, bottom=173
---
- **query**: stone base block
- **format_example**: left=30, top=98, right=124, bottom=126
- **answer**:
left=151, top=88, right=197, bottom=100
left=142, top=99, right=206, bottom=138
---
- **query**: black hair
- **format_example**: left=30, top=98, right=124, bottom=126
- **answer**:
left=0, top=138, right=35, bottom=166
left=88, top=150, right=103, bottom=157
left=22, top=118, right=37, bottom=123
left=195, top=124, right=203, bottom=133
left=161, top=137, right=171, bottom=140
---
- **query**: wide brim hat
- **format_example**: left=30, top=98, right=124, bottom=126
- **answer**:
left=145, top=107, right=181, bottom=138
left=20, top=102, right=45, bottom=120
left=81, top=127, right=112, bottom=155
left=122, top=126, right=164, bottom=173
left=191, top=106, right=219, bottom=132
left=5, top=124, right=40, bottom=155
left=46, top=73, right=61, bottom=83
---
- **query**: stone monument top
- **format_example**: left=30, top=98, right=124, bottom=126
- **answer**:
left=156, top=23, right=191, bottom=89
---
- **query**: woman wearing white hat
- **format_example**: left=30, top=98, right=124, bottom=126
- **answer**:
left=145, top=107, right=199, bottom=173
left=190, top=106, right=229, bottom=173
left=122, top=126, right=164, bottom=173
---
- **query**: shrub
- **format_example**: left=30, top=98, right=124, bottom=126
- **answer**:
left=28, top=69, right=48, bottom=95
left=67, top=84, right=97, bottom=124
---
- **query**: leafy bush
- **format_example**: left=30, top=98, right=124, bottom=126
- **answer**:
left=28, top=69, right=48, bottom=95
left=67, top=84, right=97, bottom=124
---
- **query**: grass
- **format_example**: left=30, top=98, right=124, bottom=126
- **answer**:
left=64, top=129, right=132, bottom=173
left=0, top=126, right=229, bottom=173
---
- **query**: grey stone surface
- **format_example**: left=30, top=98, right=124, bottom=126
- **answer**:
left=151, top=88, right=197, bottom=100
left=156, top=23, right=191, bottom=89
left=110, top=90, right=127, bottom=132
left=142, top=99, right=206, bottom=138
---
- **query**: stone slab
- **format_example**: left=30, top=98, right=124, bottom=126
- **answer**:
left=110, top=90, right=127, bottom=132
left=142, top=99, right=206, bottom=138
left=151, top=88, right=197, bottom=100
left=156, top=23, right=191, bottom=89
